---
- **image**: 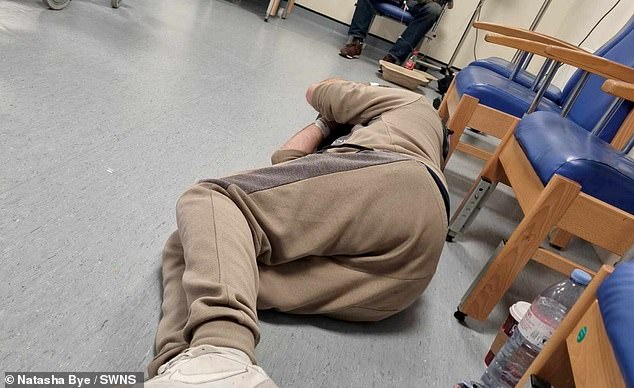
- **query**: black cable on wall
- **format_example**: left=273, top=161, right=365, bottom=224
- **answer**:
left=577, top=0, right=622, bottom=47
left=470, top=0, right=623, bottom=61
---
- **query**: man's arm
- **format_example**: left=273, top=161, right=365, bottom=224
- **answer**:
left=270, top=121, right=326, bottom=165
left=307, top=79, right=422, bottom=126
left=279, top=122, right=325, bottom=154
left=273, top=78, right=419, bottom=164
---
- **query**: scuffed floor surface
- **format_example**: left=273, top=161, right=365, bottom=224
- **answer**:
left=0, top=0, right=601, bottom=386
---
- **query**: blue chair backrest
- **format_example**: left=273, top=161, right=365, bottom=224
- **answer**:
left=597, top=261, right=634, bottom=387
left=562, top=16, right=634, bottom=142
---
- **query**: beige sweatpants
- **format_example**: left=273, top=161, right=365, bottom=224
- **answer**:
left=148, top=81, right=448, bottom=376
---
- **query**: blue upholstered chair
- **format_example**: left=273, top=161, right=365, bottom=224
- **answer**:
left=467, top=19, right=634, bottom=104
left=371, top=1, right=415, bottom=24
left=597, top=261, right=634, bottom=387
left=467, top=22, right=589, bottom=104
left=452, top=78, right=634, bottom=326
left=439, top=16, right=634, bottom=164
left=445, top=22, right=634, bottom=246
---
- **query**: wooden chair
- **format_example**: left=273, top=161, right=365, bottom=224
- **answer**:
left=444, top=33, right=634, bottom=248
left=517, top=262, right=633, bottom=388
left=453, top=79, right=634, bottom=323
left=465, top=22, right=585, bottom=104
left=439, top=18, right=634, bottom=167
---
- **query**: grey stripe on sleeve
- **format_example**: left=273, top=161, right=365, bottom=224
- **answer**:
left=200, top=150, right=410, bottom=194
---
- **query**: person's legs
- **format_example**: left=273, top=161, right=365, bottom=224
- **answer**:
left=348, top=0, right=377, bottom=40
left=340, top=0, right=377, bottom=58
left=388, top=1, right=442, bottom=63
left=172, top=187, right=260, bottom=358
left=148, top=231, right=190, bottom=376
left=147, top=187, right=275, bottom=387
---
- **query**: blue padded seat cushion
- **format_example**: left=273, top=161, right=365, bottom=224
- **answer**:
left=470, top=57, right=564, bottom=103
left=371, top=1, right=413, bottom=24
left=598, top=261, right=634, bottom=388
left=455, top=66, right=562, bottom=118
left=515, top=111, right=634, bottom=214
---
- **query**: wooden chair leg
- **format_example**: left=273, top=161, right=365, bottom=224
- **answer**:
left=549, top=227, right=574, bottom=250
left=270, top=0, right=281, bottom=17
left=437, top=77, right=456, bottom=122
left=443, top=93, right=479, bottom=167
left=447, top=126, right=515, bottom=238
left=458, top=175, right=582, bottom=321
left=480, top=124, right=516, bottom=182
left=438, top=92, right=449, bottom=123
left=282, top=0, right=295, bottom=18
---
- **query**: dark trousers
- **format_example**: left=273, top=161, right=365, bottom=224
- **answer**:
left=348, top=0, right=442, bottom=62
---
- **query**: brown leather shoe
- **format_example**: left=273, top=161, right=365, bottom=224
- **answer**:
left=339, top=39, right=363, bottom=59
left=378, top=53, right=398, bottom=73
left=381, top=53, right=398, bottom=65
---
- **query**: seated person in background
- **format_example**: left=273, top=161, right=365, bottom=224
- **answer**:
left=142, top=79, right=449, bottom=388
left=340, top=0, right=453, bottom=64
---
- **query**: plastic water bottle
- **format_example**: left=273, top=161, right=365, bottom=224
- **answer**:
left=480, top=269, right=592, bottom=388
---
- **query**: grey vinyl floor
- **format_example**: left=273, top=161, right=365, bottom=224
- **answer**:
left=0, top=0, right=601, bottom=387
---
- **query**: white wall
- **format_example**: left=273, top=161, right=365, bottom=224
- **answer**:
left=297, top=0, right=634, bottom=87
left=543, top=0, right=634, bottom=86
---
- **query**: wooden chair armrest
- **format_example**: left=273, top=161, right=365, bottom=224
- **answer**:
left=546, top=46, right=634, bottom=83
left=485, top=34, right=549, bottom=57
left=602, top=80, right=634, bottom=102
left=484, top=34, right=634, bottom=83
left=473, top=22, right=583, bottom=51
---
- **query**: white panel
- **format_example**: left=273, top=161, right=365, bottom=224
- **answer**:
left=297, top=0, right=634, bottom=82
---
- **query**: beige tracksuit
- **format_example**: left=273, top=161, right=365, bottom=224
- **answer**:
left=148, top=81, right=448, bottom=376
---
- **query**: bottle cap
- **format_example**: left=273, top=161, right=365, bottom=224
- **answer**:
left=509, top=301, right=531, bottom=322
left=571, top=269, right=592, bottom=286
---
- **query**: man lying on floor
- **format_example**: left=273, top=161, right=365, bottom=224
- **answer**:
left=142, top=78, right=450, bottom=387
